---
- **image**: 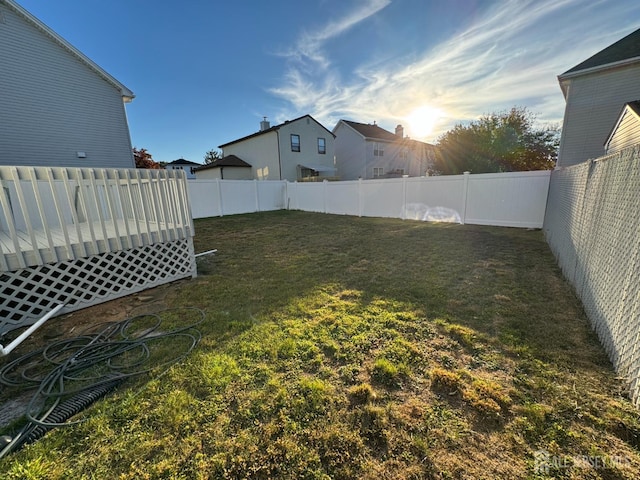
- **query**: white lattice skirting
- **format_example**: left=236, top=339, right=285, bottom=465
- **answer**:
left=1, top=238, right=196, bottom=335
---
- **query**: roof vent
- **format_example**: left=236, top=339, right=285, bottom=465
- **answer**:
left=260, top=117, right=270, bottom=131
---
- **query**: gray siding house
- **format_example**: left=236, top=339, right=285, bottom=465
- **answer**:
left=333, top=120, right=436, bottom=180
left=557, top=28, right=640, bottom=167
left=0, top=0, right=135, bottom=168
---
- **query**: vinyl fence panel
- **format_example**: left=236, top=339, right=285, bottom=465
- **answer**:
left=187, top=171, right=551, bottom=228
left=325, top=181, right=360, bottom=216
left=257, top=181, right=287, bottom=211
left=404, top=175, right=466, bottom=222
left=466, top=171, right=551, bottom=227
left=360, top=179, right=405, bottom=219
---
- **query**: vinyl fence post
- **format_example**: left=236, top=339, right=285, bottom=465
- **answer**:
left=461, top=171, right=470, bottom=224
left=401, top=176, right=407, bottom=220
left=215, top=178, right=224, bottom=217
left=358, top=178, right=363, bottom=217
left=323, top=179, right=328, bottom=214
left=254, top=179, right=260, bottom=212
left=284, top=180, right=289, bottom=210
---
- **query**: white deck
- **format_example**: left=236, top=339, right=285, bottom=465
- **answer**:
left=0, top=219, right=188, bottom=272
left=1, top=166, right=196, bottom=336
left=0, top=166, right=194, bottom=273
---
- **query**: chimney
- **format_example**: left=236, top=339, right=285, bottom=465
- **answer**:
left=260, top=117, right=270, bottom=131
left=395, top=124, right=404, bottom=138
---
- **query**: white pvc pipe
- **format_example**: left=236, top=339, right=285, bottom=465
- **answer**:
left=0, top=303, right=66, bottom=356
left=195, top=249, right=217, bottom=258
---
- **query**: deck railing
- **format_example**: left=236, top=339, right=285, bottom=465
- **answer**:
left=0, top=166, right=194, bottom=272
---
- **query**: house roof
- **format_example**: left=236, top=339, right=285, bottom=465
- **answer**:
left=219, top=114, right=335, bottom=149
left=336, top=119, right=436, bottom=147
left=166, top=158, right=201, bottom=166
left=194, top=155, right=252, bottom=171
left=1, top=0, right=134, bottom=102
left=339, top=120, right=400, bottom=142
left=561, top=27, right=640, bottom=78
left=628, top=100, right=640, bottom=117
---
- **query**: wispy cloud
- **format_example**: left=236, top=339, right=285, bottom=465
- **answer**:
left=269, top=0, right=640, bottom=141
left=276, top=0, right=391, bottom=70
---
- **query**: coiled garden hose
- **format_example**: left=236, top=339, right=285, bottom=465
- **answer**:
left=0, top=307, right=204, bottom=459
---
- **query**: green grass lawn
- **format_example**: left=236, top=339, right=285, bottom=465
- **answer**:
left=2, top=210, right=640, bottom=479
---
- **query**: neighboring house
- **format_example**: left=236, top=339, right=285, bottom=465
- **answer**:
left=333, top=120, right=436, bottom=180
left=218, top=115, right=337, bottom=181
left=193, top=155, right=252, bottom=180
left=557, top=28, right=640, bottom=168
left=605, top=101, right=640, bottom=155
left=0, top=0, right=135, bottom=169
left=165, top=158, right=202, bottom=179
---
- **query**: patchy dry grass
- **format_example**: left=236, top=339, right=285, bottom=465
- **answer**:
left=1, top=210, right=639, bottom=479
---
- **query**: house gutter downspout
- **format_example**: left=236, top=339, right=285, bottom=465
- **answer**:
left=0, top=303, right=66, bottom=356
left=363, top=145, right=367, bottom=179
left=276, top=131, right=283, bottom=180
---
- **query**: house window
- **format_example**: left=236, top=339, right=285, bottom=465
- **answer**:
left=373, top=167, right=384, bottom=178
left=374, top=143, right=384, bottom=156
left=317, top=138, right=326, bottom=154
left=291, top=134, right=300, bottom=152
left=400, top=148, right=409, bottom=160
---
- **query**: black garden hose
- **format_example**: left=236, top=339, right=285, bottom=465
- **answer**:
left=0, top=307, right=204, bottom=459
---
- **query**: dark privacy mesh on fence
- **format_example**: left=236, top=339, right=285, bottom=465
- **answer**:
left=544, top=144, right=640, bottom=405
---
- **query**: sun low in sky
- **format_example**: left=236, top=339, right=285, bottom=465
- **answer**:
left=17, top=0, right=640, bottom=162
left=405, top=106, right=443, bottom=139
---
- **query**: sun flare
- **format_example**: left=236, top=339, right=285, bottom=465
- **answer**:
left=406, top=105, right=441, bottom=139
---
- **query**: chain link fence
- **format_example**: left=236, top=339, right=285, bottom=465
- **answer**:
left=544, top=144, right=640, bottom=405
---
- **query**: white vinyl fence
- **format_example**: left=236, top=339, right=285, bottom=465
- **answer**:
left=544, top=144, right=640, bottom=405
left=188, top=170, right=551, bottom=228
left=188, top=179, right=286, bottom=218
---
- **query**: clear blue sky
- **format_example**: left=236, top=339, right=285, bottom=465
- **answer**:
left=17, top=0, right=640, bottom=164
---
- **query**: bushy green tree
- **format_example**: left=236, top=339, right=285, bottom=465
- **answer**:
left=433, top=107, right=560, bottom=174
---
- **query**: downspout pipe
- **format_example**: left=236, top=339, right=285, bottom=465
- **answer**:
left=276, top=130, right=282, bottom=180
left=0, top=303, right=66, bottom=357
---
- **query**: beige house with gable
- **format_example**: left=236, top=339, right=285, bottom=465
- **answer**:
left=218, top=115, right=336, bottom=181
